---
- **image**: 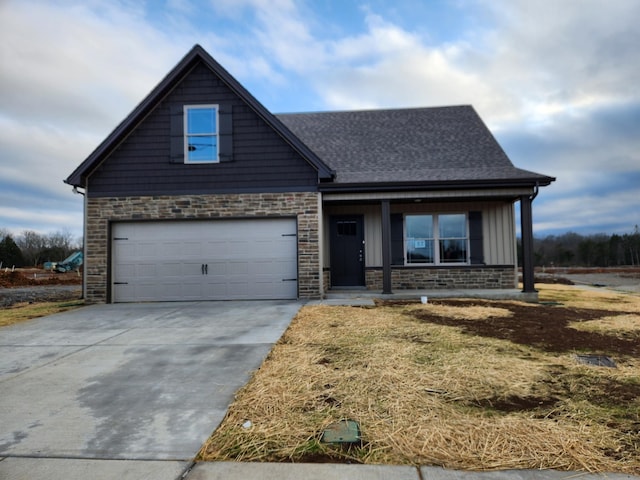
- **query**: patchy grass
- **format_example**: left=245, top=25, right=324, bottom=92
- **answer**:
left=0, top=300, right=84, bottom=328
left=538, top=283, right=640, bottom=312
left=570, top=314, right=640, bottom=339
left=198, top=285, right=640, bottom=474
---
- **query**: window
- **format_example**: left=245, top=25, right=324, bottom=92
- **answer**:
left=337, top=221, right=357, bottom=236
left=438, top=214, right=468, bottom=263
left=184, top=105, right=218, bottom=163
left=404, top=214, right=468, bottom=264
left=406, top=215, right=434, bottom=263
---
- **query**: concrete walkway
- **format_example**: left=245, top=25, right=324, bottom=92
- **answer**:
left=315, top=288, right=539, bottom=306
left=0, top=458, right=636, bottom=480
left=184, top=462, right=638, bottom=479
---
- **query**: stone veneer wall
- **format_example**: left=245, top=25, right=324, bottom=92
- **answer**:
left=365, top=266, right=516, bottom=291
left=322, top=269, right=331, bottom=294
left=85, top=192, right=321, bottom=303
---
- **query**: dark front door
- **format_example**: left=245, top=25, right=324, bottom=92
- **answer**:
left=329, top=215, right=365, bottom=287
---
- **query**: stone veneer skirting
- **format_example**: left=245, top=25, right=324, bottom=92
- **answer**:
left=85, top=192, right=320, bottom=303
left=365, top=266, right=516, bottom=290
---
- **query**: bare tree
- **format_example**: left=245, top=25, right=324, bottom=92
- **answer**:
left=47, top=229, right=74, bottom=252
left=16, top=230, right=47, bottom=266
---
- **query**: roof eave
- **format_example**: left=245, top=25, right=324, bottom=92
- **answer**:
left=319, top=176, right=555, bottom=193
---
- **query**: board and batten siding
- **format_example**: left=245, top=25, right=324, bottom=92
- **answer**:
left=87, top=61, right=318, bottom=197
left=323, top=201, right=516, bottom=267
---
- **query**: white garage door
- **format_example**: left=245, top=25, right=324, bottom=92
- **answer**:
left=111, top=219, right=297, bottom=302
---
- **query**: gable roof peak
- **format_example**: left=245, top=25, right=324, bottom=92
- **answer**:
left=65, top=45, right=334, bottom=187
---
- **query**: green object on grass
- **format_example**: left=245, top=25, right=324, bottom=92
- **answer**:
left=321, top=420, right=361, bottom=444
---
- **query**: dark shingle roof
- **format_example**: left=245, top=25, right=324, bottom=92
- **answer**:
left=277, top=106, right=553, bottom=187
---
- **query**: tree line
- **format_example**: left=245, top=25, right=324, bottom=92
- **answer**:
left=0, top=229, right=82, bottom=268
left=3, top=226, right=640, bottom=270
left=521, top=227, right=640, bottom=268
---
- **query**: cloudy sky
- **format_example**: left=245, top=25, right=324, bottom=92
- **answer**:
left=1, top=0, right=639, bottom=240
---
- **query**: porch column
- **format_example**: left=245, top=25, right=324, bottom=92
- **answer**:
left=520, top=195, right=536, bottom=293
left=381, top=200, right=393, bottom=294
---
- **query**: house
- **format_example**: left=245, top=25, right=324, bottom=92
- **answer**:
left=65, top=45, right=554, bottom=303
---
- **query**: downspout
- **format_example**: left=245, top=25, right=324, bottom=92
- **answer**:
left=73, top=185, right=87, bottom=301
left=381, top=200, right=392, bottom=294
left=520, top=182, right=539, bottom=294
left=530, top=182, right=540, bottom=202
left=317, top=192, right=324, bottom=298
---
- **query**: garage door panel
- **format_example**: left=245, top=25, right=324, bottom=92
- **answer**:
left=135, top=242, right=159, bottom=257
left=251, top=259, right=293, bottom=275
left=206, top=262, right=227, bottom=276
left=134, top=284, right=161, bottom=302
left=176, top=261, right=204, bottom=277
left=112, top=219, right=297, bottom=302
left=136, top=263, right=158, bottom=277
left=227, top=241, right=250, bottom=255
left=175, top=284, right=205, bottom=301
left=203, top=240, right=228, bottom=257
left=226, top=261, right=249, bottom=275
left=161, top=240, right=201, bottom=258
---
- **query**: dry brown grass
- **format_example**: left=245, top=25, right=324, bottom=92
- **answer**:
left=570, top=314, right=640, bottom=338
left=199, top=285, right=640, bottom=473
left=539, top=283, right=640, bottom=312
left=0, top=300, right=84, bottom=328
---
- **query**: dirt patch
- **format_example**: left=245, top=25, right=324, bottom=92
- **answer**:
left=0, top=285, right=82, bottom=307
left=0, top=269, right=82, bottom=307
left=410, top=299, right=640, bottom=357
left=0, top=269, right=81, bottom=288
left=534, top=276, right=574, bottom=285
left=468, top=395, right=560, bottom=412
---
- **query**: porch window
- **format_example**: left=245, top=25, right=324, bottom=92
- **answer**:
left=438, top=214, right=468, bottom=263
left=404, top=214, right=468, bottom=265
left=406, top=215, right=434, bottom=263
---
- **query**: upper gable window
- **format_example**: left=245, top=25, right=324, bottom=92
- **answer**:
left=184, top=105, right=218, bottom=163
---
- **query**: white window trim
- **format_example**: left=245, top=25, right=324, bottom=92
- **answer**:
left=184, top=104, right=219, bottom=164
left=403, top=213, right=470, bottom=265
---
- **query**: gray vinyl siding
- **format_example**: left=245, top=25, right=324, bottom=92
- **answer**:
left=87, top=62, right=318, bottom=197
left=482, top=202, right=517, bottom=266
left=323, top=201, right=516, bottom=267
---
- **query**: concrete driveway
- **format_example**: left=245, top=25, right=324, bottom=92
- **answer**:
left=0, top=300, right=301, bottom=478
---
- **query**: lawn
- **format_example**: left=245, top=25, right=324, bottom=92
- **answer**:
left=198, top=284, right=640, bottom=474
left=0, top=300, right=84, bottom=328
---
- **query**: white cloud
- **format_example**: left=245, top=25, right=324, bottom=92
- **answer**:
left=477, top=0, right=640, bottom=125
left=0, top=2, right=187, bottom=128
left=534, top=188, right=640, bottom=235
left=0, top=0, right=191, bottom=236
left=0, top=203, right=83, bottom=237
left=259, top=0, right=640, bottom=139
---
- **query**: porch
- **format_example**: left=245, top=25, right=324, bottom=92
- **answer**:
left=320, top=189, right=539, bottom=296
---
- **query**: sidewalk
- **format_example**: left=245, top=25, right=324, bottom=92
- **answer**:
left=186, top=462, right=639, bottom=479
left=2, top=458, right=638, bottom=480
